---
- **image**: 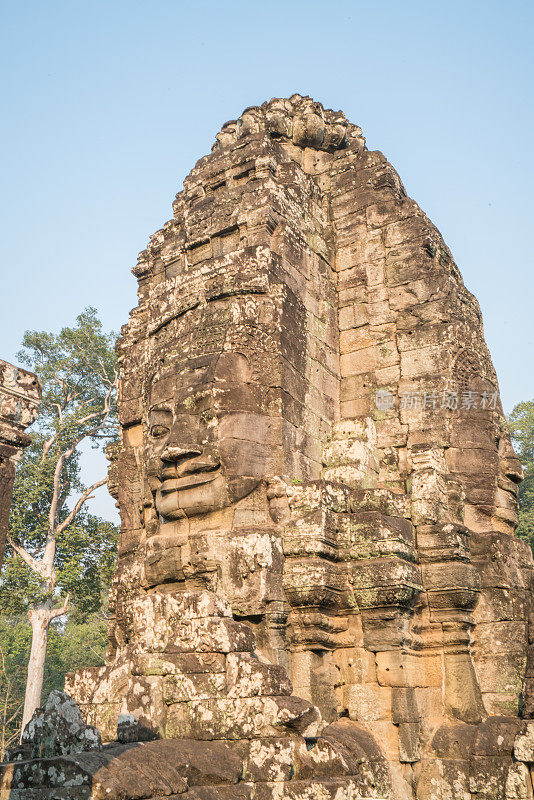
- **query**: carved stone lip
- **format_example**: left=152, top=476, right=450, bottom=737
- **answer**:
left=498, top=475, right=520, bottom=497
left=160, top=471, right=221, bottom=492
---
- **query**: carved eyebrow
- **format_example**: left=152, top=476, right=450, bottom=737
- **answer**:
left=148, top=405, right=173, bottom=414
left=148, top=287, right=267, bottom=336
left=205, top=287, right=267, bottom=302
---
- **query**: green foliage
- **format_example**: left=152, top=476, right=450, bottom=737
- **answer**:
left=0, top=494, right=118, bottom=618
left=16, top=306, right=118, bottom=449
left=509, top=400, right=534, bottom=550
left=2, top=430, right=118, bottom=616
left=0, top=614, right=107, bottom=756
left=0, top=308, right=119, bottom=738
left=54, top=518, right=118, bottom=620
left=2, top=307, right=119, bottom=618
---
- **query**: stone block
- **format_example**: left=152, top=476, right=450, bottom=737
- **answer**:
left=474, top=621, right=528, bottom=655
left=415, top=755, right=472, bottom=800
left=482, top=691, right=521, bottom=716
left=163, top=671, right=227, bottom=702
left=351, top=556, right=422, bottom=610
left=469, top=755, right=509, bottom=798
left=349, top=511, right=415, bottom=561
left=241, top=738, right=295, bottom=782
left=125, top=675, right=167, bottom=738
left=391, top=687, right=419, bottom=723
left=504, top=762, right=532, bottom=800
left=131, top=600, right=254, bottom=654
left=376, top=652, right=426, bottom=688
left=514, top=722, right=534, bottom=762
left=226, top=653, right=292, bottom=698
left=333, top=647, right=376, bottom=686
left=475, top=652, right=526, bottom=695
left=79, top=701, right=122, bottom=743
left=398, top=722, right=421, bottom=762
left=132, top=652, right=227, bottom=676
left=443, top=651, right=485, bottom=724
left=165, top=695, right=321, bottom=740
left=344, top=683, right=392, bottom=722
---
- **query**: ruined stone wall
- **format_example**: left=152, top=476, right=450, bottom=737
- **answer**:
left=0, top=359, right=40, bottom=564
left=6, top=96, right=534, bottom=800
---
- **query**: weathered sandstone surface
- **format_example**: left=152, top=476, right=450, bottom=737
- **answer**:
left=4, top=95, right=534, bottom=800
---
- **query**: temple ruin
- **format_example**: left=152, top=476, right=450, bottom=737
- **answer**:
left=0, top=359, right=40, bottom=565
left=3, top=95, right=534, bottom=800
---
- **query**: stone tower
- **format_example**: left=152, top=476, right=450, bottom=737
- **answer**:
left=5, top=96, right=534, bottom=800
left=0, top=359, right=40, bottom=565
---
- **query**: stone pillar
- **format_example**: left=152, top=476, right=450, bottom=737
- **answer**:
left=0, top=359, right=40, bottom=564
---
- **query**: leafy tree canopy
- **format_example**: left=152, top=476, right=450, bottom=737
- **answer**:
left=2, top=307, right=119, bottom=620
left=16, top=306, right=118, bottom=447
left=509, top=399, right=534, bottom=549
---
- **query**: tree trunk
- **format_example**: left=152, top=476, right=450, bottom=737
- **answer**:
left=21, top=604, right=52, bottom=735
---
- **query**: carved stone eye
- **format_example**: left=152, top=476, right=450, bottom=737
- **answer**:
left=150, top=424, right=169, bottom=438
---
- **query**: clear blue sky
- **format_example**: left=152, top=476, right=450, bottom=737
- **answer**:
left=1, top=0, right=533, bottom=520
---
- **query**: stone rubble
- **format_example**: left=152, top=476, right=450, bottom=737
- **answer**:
left=7, top=690, right=101, bottom=761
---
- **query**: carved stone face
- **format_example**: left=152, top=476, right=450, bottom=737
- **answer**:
left=144, top=306, right=280, bottom=520
left=495, top=429, right=523, bottom=527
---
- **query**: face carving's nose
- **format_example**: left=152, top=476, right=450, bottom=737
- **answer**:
left=161, top=444, right=202, bottom=463
left=498, top=436, right=524, bottom=484
left=503, top=457, right=524, bottom=484
left=178, top=455, right=220, bottom=476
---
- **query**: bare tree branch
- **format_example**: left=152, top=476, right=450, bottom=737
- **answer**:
left=50, top=594, right=70, bottom=620
left=6, top=536, right=47, bottom=581
left=54, top=404, right=63, bottom=424
left=77, top=380, right=115, bottom=427
left=55, top=479, right=107, bottom=534
left=45, top=379, right=116, bottom=561
left=41, top=434, right=57, bottom=463
left=48, top=450, right=70, bottom=532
